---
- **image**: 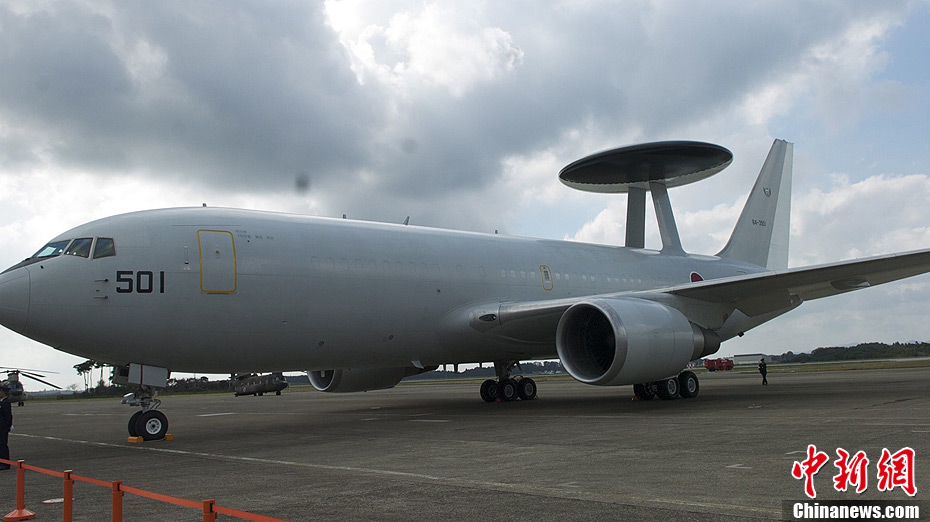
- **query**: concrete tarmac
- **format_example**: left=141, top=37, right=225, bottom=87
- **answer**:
left=0, top=367, right=927, bottom=521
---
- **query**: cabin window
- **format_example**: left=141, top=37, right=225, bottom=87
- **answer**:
left=65, top=238, right=93, bottom=258
left=32, top=240, right=71, bottom=259
left=92, top=238, right=116, bottom=259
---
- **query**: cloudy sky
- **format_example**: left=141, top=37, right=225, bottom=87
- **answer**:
left=1, top=1, right=929, bottom=389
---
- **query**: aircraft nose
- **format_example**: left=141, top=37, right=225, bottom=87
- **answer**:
left=0, top=269, right=30, bottom=334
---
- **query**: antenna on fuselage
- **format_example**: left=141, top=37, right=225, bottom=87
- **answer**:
left=558, top=141, right=733, bottom=254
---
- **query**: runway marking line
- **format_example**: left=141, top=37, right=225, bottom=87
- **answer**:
left=13, top=433, right=445, bottom=481
left=13, top=432, right=779, bottom=517
left=197, top=412, right=239, bottom=417
left=648, top=498, right=779, bottom=516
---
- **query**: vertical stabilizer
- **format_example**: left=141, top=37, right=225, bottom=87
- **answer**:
left=717, top=139, right=792, bottom=269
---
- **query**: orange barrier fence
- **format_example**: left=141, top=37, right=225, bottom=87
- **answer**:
left=1, top=458, right=292, bottom=522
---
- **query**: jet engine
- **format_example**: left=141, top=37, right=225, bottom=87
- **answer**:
left=307, top=366, right=434, bottom=393
left=555, top=297, right=719, bottom=386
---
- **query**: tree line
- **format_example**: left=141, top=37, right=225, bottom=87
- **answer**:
left=774, top=341, right=930, bottom=363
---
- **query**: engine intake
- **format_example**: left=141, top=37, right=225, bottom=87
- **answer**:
left=556, top=298, right=719, bottom=386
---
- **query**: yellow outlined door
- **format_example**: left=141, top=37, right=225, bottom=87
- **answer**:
left=540, top=265, right=554, bottom=291
left=198, top=230, right=237, bottom=293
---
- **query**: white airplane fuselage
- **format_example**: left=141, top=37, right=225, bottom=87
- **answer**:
left=6, top=139, right=927, bottom=440
left=1, top=207, right=764, bottom=373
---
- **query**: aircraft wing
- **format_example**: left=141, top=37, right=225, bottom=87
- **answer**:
left=489, top=248, right=930, bottom=342
left=665, top=248, right=930, bottom=317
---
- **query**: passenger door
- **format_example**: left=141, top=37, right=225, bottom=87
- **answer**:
left=197, top=230, right=237, bottom=293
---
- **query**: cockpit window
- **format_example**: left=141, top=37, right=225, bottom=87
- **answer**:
left=31, top=240, right=71, bottom=259
left=65, top=238, right=94, bottom=258
left=93, top=238, right=116, bottom=259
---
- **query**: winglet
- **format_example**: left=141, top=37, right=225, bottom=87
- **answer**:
left=717, top=139, right=793, bottom=269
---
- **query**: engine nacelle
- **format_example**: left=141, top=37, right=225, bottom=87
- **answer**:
left=556, top=297, right=719, bottom=386
left=307, top=366, right=430, bottom=393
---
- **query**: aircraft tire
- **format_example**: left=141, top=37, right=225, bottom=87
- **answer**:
left=136, top=410, right=169, bottom=441
left=633, top=383, right=655, bottom=400
left=678, top=371, right=699, bottom=399
left=516, top=378, right=537, bottom=400
left=499, top=379, right=518, bottom=402
left=479, top=379, right=498, bottom=402
left=128, top=411, right=143, bottom=437
left=655, top=377, right=680, bottom=400
left=275, top=391, right=281, bottom=396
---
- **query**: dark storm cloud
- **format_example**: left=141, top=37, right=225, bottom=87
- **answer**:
left=0, top=1, right=912, bottom=230
left=0, top=2, right=379, bottom=187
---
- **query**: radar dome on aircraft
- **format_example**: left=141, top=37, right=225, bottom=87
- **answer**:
left=558, top=141, right=733, bottom=250
left=558, top=141, right=732, bottom=193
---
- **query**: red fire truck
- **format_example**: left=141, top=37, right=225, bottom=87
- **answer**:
left=704, top=358, right=734, bottom=371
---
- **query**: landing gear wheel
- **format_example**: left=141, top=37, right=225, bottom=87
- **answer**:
left=127, top=411, right=143, bottom=437
left=498, top=379, right=518, bottom=402
left=655, top=377, right=680, bottom=400
left=678, top=371, right=699, bottom=399
left=480, top=379, right=499, bottom=402
left=135, top=410, right=169, bottom=441
left=516, top=378, right=537, bottom=400
left=633, top=383, right=655, bottom=400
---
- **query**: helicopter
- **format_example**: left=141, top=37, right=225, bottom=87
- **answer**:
left=0, top=368, right=62, bottom=407
left=231, top=372, right=289, bottom=397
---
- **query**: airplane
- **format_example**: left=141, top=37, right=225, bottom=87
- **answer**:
left=0, top=138, right=928, bottom=441
left=0, top=368, right=62, bottom=407
left=232, top=372, right=289, bottom=396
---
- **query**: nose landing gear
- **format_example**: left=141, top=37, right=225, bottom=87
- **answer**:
left=122, top=385, right=169, bottom=441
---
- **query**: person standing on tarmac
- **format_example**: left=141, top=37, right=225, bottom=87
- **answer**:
left=759, top=358, right=768, bottom=386
left=0, top=384, right=12, bottom=470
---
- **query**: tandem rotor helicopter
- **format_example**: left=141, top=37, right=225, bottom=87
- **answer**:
left=0, top=368, right=62, bottom=406
left=231, top=372, right=289, bottom=397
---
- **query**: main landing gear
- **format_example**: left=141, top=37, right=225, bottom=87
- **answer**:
left=633, top=370, right=699, bottom=401
left=122, top=385, right=168, bottom=441
left=479, top=361, right=538, bottom=403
